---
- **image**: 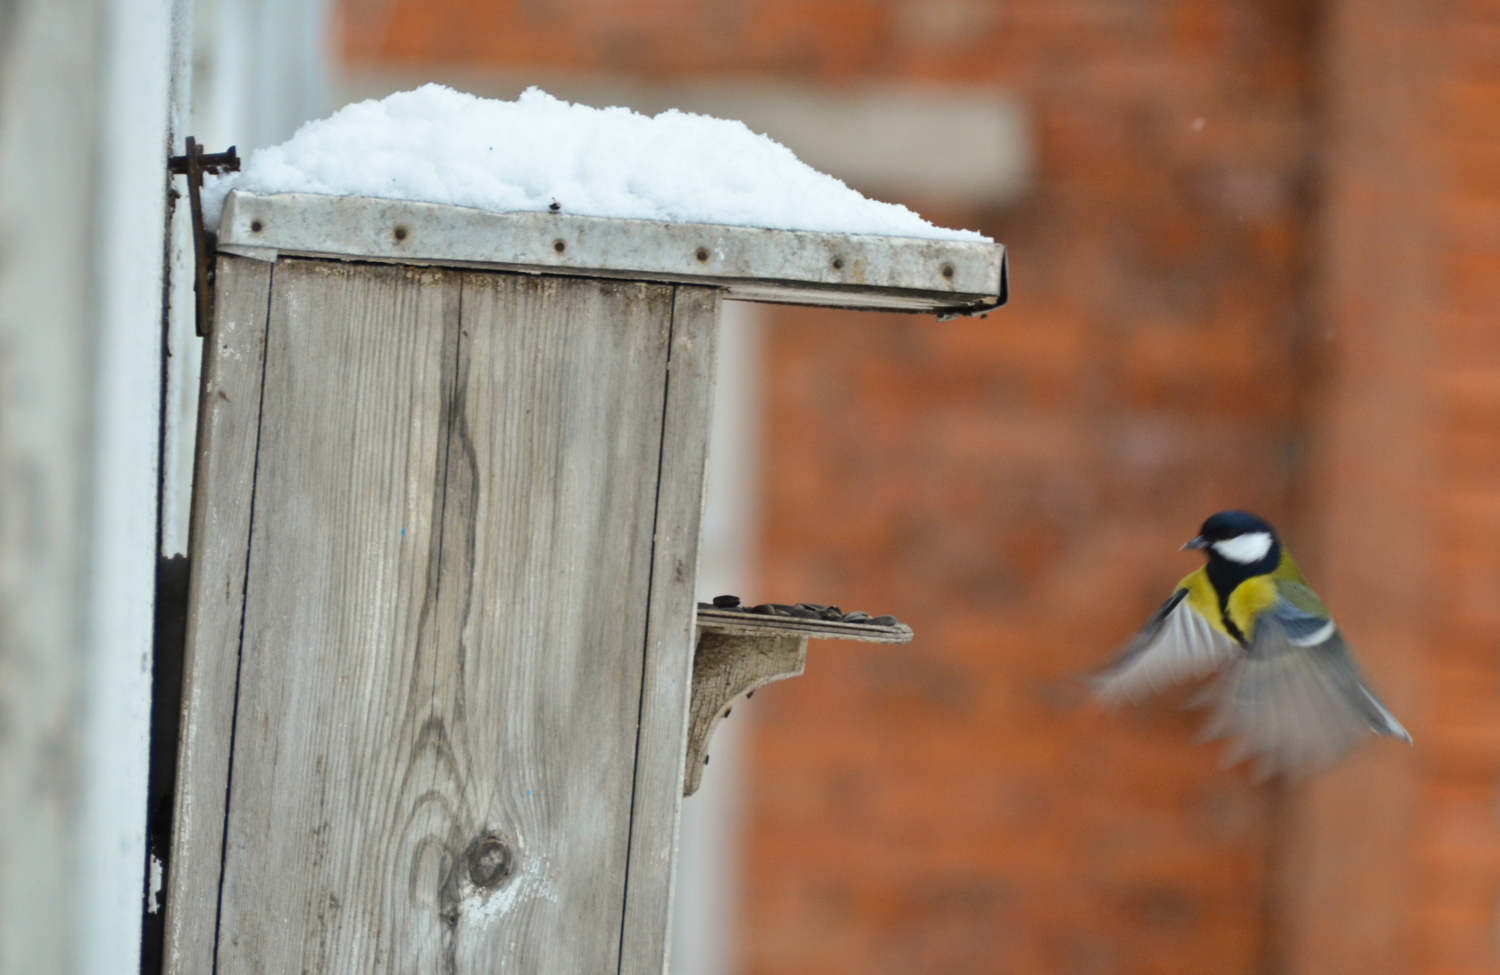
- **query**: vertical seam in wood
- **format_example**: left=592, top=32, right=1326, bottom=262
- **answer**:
left=430, top=272, right=464, bottom=975
left=208, top=261, right=276, bottom=975
left=616, top=285, right=680, bottom=975
left=431, top=272, right=461, bottom=734
left=424, top=273, right=460, bottom=746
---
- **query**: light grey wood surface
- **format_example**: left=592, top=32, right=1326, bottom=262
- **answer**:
left=618, top=287, right=721, bottom=975
left=695, top=608, right=914, bottom=643
left=218, top=191, right=1007, bottom=315
left=684, top=633, right=808, bottom=798
left=210, top=261, right=680, bottom=974
left=163, top=255, right=273, bottom=975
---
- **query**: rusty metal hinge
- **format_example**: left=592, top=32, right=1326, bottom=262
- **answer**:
left=167, top=138, right=239, bottom=337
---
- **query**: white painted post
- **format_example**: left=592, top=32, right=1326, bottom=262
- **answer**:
left=0, top=1, right=180, bottom=972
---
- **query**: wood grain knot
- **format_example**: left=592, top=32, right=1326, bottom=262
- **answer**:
left=465, top=835, right=514, bottom=890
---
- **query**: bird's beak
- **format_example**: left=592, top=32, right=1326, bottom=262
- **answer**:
left=1182, top=535, right=1209, bottom=551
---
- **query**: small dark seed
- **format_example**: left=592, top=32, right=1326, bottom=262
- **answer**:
left=723, top=707, right=732, bottom=718
left=549, top=200, right=561, bottom=211
left=746, top=690, right=755, bottom=698
left=842, top=612, right=871, bottom=623
left=870, top=615, right=898, bottom=626
left=788, top=608, right=819, bottom=619
left=750, top=604, right=775, bottom=615
left=796, top=603, right=826, bottom=612
left=704, top=754, right=710, bottom=765
left=712, top=594, right=741, bottom=608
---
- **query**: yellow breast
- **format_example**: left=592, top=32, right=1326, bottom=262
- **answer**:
left=1225, top=575, right=1278, bottom=639
left=1179, top=568, right=1227, bottom=634
left=1177, top=567, right=1279, bottom=644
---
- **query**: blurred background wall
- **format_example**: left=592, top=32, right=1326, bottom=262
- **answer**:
left=321, top=2, right=1498, bottom=974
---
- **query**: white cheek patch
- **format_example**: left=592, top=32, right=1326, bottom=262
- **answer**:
left=1212, top=531, right=1273, bottom=564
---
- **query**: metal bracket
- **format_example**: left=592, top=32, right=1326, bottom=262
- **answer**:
left=167, top=138, right=239, bottom=337
left=685, top=605, right=912, bottom=796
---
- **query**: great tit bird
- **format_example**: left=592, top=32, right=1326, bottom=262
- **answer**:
left=1093, top=510, right=1411, bottom=775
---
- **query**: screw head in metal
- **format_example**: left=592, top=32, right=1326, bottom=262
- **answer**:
left=249, top=220, right=263, bottom=233
left=941, top=263, right=955, bottom=279
left=465, top=834, right=513, bottom=890
left=695, top=248, right=709, bottom=262
left=393, top=226, right=408, bottom=241
left=553, top=239, right=566, bottom=253
left=832, top=257, right=844, bottom=270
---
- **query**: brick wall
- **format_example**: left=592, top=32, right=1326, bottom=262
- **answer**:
left=1286, top=2, right=1500, bottom=973
left=337, top=2, right=1499, bottom=972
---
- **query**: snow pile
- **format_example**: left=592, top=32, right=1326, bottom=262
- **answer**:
left=203, top=85, right=987, bottom=242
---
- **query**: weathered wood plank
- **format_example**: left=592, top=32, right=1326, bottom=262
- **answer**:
left=163, top=254, right=273, bottom=975
left=445, top=273, right=676, bottom=975
left=619, top=286, right=722, bottom=975
left=218, top=191, right=1008, bottom=315
left=214, top=263, right=677, bottom=974
left=695, top=608, right=913, bottom=643
left=213, top=258, right=458, bottom=974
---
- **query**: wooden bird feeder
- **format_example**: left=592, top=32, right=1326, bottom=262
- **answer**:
left=162, top=189, right=1006, bottom=975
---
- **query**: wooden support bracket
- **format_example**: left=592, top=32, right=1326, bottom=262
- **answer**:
left=685, top=608, right=912, bottom=796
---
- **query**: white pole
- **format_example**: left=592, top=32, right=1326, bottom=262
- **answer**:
left=79, top=0, right=175, bottom=969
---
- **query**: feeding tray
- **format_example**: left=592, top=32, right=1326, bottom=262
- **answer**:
left=686, top=599, right=911, bottom=796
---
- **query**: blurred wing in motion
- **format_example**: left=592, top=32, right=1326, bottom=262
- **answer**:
left=1093, top=589, right=1239, bottom=706
left=1197, top=596, right=1411, bottom=777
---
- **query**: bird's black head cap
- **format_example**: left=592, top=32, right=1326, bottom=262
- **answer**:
left=1195, top=510, right=1276, bottom=542
left=1187, top=510, right=1282, bottom=604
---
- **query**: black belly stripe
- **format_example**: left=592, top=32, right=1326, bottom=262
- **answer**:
left=1205, top=549, right=1281, bottom=648
left=1218, top=593, right=1248, bottom=646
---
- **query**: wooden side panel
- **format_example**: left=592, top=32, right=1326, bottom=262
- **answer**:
left=163, top=255, right=273, bottom=975
left=214, top=258, right=457, bottom=975
left=447, top=274, right=677, bottom=974
left=214, top=264, right=676, bottom=975
left=619, top=287, right=721, bottom=975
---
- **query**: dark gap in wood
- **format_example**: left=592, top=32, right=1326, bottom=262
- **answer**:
left=614, top=285, right=681, bottom=975
left=139, top=554, right=191, bottom=975
left=141, top=173, right=189, bottom=975
left=209, top=260, right=277, bottom=975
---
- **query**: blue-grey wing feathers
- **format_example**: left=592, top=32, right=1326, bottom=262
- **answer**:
left=1096, top=589, right=1411, bottom=776
left=1196, top=598, right=1411, bottom=776
left=1092, top=590, right=1236, bottom=706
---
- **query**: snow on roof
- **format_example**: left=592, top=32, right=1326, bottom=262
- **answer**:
left=202, top=85, right=988, bottom=242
